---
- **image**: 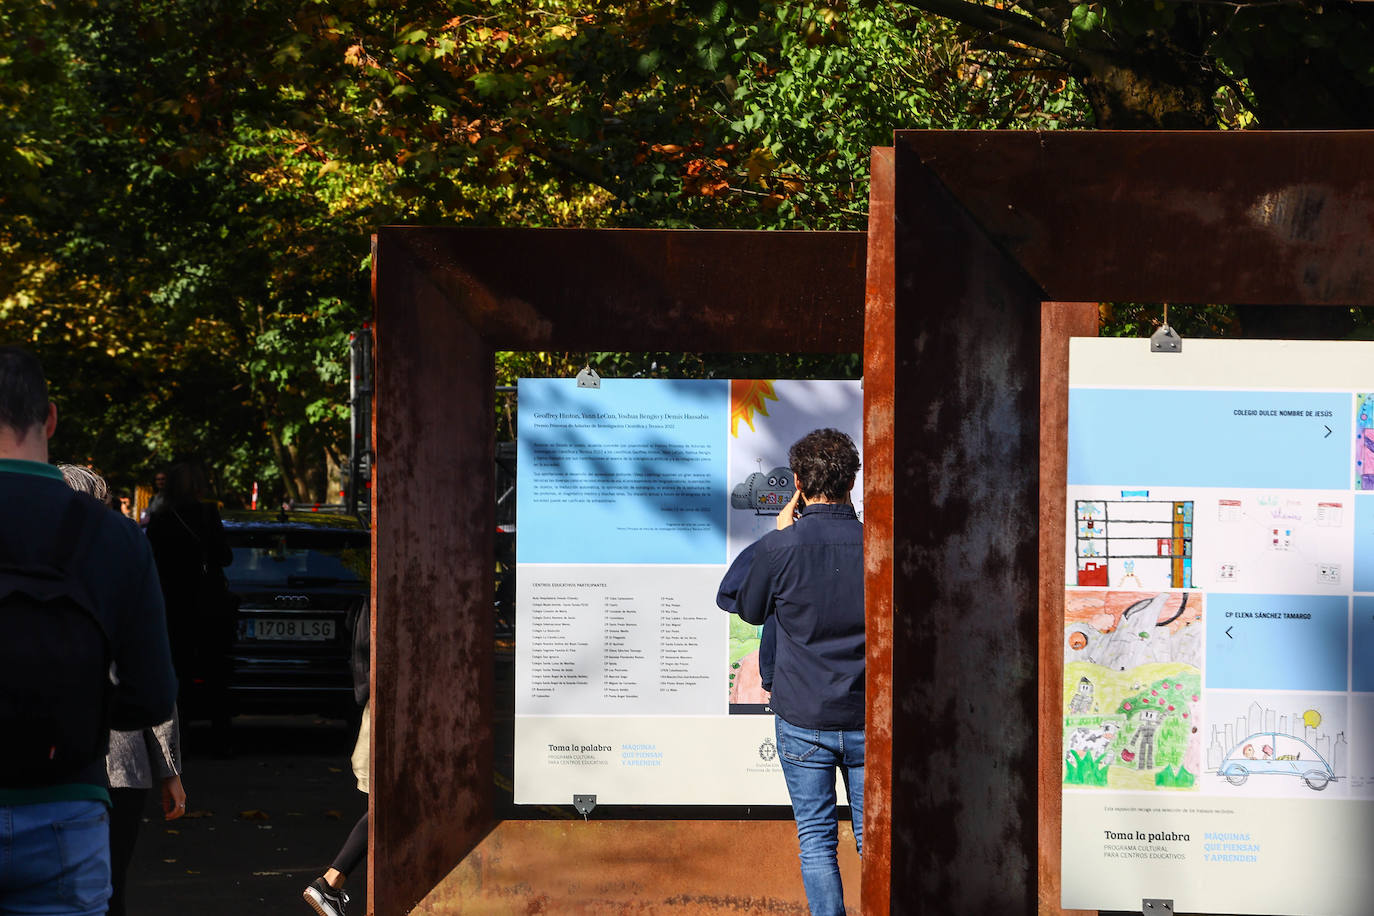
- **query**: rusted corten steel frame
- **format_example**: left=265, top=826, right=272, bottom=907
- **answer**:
left=369, top=228, right=870, bottom=916
left=861, top=147, right=897, bottom=916
left=865, top=129, right=1374, bottom=915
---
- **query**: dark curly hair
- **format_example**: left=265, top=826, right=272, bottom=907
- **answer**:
left=788, top=428, right=860, bottom=502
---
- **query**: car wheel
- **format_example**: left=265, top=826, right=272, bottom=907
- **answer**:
left=1303, top=770, right=1330, bottom=791
left=1224, top=766, right=1248, bottom=786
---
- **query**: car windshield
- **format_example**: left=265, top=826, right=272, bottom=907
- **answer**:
left=226, top=531, right=368, bottom=585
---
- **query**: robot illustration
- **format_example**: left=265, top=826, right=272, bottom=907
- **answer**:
left=1126, top=707, right=1165, bottom=770
left=730, top=466, right=795, bottom=516
left=1068, top=676, right=1094, bottom=714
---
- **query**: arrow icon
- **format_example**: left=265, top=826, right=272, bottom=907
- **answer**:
left=1325, top=425, right=1333, bottom=438
left=1226, top=626, right=1234, bottom=639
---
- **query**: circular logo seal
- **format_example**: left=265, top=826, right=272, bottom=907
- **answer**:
left=759, top=737, right=777, bottom=762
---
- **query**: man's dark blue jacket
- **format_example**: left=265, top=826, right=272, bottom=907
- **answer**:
left=734, top=502, right=864, bottom=730
left=0, top=460, right=177, bottom=803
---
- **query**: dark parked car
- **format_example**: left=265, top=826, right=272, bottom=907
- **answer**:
left=222, top=510, right=368, bottom=719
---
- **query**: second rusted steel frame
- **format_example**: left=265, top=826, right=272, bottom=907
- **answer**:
left=865, top=129, right=1374, bottom=915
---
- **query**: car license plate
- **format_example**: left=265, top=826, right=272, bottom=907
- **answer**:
left=239, top=618, right=335, bottom=641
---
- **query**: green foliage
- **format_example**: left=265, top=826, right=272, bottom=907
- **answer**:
left=1155, top=765, right=1195, bottom=788
left=1099, top=304, right=1241, bottom=340
left=0, top=0, right=368, bottom=501
left=1064, top=749, right=1109, bottom=786
left=16, top=1, right=1046, bottom=496
left=1157, top=711, right=1192, bottom=769
left=271, top=1, right=1090, bottom=230
left=1117, top=673, right=1198, bottom=722
left=15, top=0, right=1373, bottom=493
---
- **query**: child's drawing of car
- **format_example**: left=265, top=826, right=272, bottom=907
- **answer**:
left=1217, top=731, right=1334, bottom=791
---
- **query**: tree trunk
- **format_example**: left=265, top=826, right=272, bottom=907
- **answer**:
left=1074, top=41, right=1217, bottom=129
left=265, top=422, right=303, bottom=505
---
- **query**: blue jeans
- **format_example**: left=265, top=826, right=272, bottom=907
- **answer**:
left=775, top=715, right=864, bottom=916
left=0, top=800, right=110, bottom=916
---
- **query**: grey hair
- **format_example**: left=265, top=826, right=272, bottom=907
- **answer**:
left=59, top=463, right=110, bottom=505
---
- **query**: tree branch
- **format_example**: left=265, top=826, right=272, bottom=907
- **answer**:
left=968, top=37, right=1060, bottom=65
left=972, top=58, right=1072, bottom=74
left=899, top=0, right=1085, bottom=66
left=1010, top=0, right=1065, bottom=28
left=528, top=144, right=632, bottom=204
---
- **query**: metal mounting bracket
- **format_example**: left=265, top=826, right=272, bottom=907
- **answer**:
left=576, top=366, right=601, bottom=388
left=573, top=794, right=597, bottom=819
left=1142, top=899, right=1174, bottom=915
left=1150, top=324, right=1182, bottom=353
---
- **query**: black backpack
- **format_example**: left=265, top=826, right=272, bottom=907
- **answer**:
left=0, top=494, right=113, bottom=786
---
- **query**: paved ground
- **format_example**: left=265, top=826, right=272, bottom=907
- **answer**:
left=125, top=715, right=368, bottom=916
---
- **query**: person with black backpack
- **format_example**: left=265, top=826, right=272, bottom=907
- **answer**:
left=0, top=346, right=177, bottom=916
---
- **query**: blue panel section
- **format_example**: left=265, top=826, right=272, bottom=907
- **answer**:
left=1068, top=389, right=1350, bottom=488
left=1354, top=495, right=1374, bottom=593
left=517, top=378, right=728, bottom=565
left=1353, top=597, right=1374, bottom=692
left=1207, top=594, right=1349, bottom=691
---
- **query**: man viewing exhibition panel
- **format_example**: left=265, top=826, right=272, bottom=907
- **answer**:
left=513, top=379, right=865, bottom=910
left=734, top=428, right=865, bottom=916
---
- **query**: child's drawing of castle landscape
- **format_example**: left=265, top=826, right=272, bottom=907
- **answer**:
left=1063, top=590, right=1204, bottom=791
